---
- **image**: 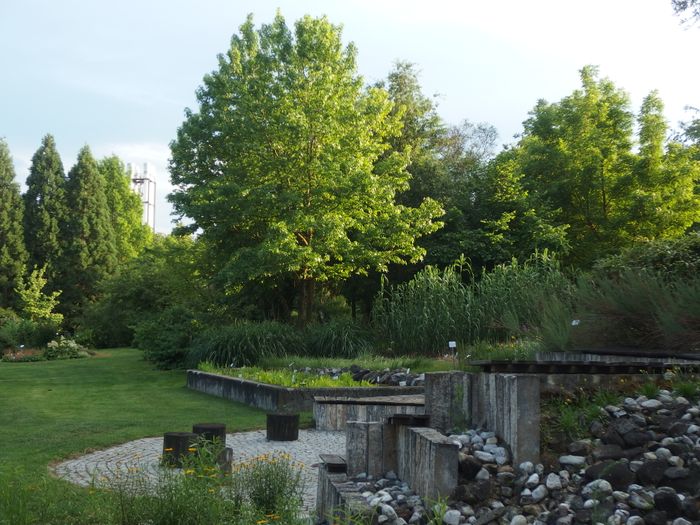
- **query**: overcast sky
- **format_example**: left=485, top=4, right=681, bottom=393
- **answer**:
left=1, top=0, right=698, bottom=233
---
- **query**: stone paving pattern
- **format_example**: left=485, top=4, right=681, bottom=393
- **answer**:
left=53, top=429, right=345, bottom=513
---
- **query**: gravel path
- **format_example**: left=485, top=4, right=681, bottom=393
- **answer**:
left=52, top=429, right=345, bottom=513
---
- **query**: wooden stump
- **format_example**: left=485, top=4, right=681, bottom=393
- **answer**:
left=162, top=431, right=198, bottom=467
left=192, top=423, right=226, bottom=445
left=266, top=413, right=299, bottom=441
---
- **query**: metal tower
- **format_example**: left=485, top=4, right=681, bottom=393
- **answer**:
left=128, top=162, right=156, bottom=232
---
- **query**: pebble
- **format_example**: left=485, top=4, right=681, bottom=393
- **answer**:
left=443, top=509, right=461, bottom=525
left=559, top=455, right=586, bottom=467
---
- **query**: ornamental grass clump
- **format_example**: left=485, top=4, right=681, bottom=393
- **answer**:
left=98, top=445, right=307, bottom=524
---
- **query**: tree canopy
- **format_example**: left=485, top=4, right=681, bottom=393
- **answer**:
left=23, top=134, right=67, bottom=291
left=0, top=139, right=28, bottom=308
left=169, top=14, right=443, bottom=324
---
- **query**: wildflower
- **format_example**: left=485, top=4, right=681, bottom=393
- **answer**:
left=164, top=448, right=174, bottom=452
left=188, top=447, right=197, bottom=452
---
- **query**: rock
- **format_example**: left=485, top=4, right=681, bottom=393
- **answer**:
left=380, top=504, right=398, bottom=520
left=593, top=444, right=626, bottom=461
left=582, top=479, right=613, bottom=498
left=641, top=399, right=663, bottom=409
left=453, top=480, right=492, bottom=504
left=559, top=455, right=587, bottom=467
left=623, top=430, right=653, bottom=448
left=628, top=490, right=655, bottom=510
left=601, top=462, right=636, bottom=490
left=531, top=484, right=548, bottom=503
left=664, top=466, right=690, bottom=479
left=526, top=473, right=540, bottom=488
left=460, top=456, right=483, bottom=480
left=654, top=487, right=682, bottom=518
left=475, top=468, right=490, bottom=481
left=654, top=447, right=672, bottom=460
left=644, top=511, right=668, bottom=525
left=443, top=509, right=461, bottom=525
left=626, top=517, right=644, bottom=525
left=519, top=461, right=534, bottom=474
left=636, top=459, right=668, bottom=485
left=545, top=473, right=562, bottom=490
left=668, top=421, right=689, bottom=437
left=510, top=516, right=527, bottom=525
left=474, top=507, right=505, bottom=525
left=568, top=439, right=592, bottom=455
left=474, top=450, right=495, bottom=463
left=672, top=519, right=692, bottom=525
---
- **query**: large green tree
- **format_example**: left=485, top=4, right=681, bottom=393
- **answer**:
left=169, top=14, right=442, bottom=324
left=0, top=139, right=28, bottom=307
left=99, top=155, right=151, bottom=262
left=60, top=146, right=117, bottom=319
left=509, top=67, right=699, bottom=265
left=23, top=134, right=67, bottom=290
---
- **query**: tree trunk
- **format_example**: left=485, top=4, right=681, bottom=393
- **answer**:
left=298, top=276, right=315, bottom=327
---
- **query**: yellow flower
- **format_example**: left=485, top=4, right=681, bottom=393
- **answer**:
left=188, top=447, right=197, bottom=452
left=164, top=448, right=174, bottom=452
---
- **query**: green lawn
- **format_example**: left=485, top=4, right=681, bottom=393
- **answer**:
left=0, top=348, right=267, bottom=523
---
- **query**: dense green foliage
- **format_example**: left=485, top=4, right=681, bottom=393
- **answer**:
left=99, top=156, right=152, bottom=262
left=187, top=321, right=304, bottom=368
left=373, top=253, right=574, bottom=356
left=22, top=134, right=67, bottom=292
left=199, top=362, right=372, bottom=387
left=505, top=67, right=699, bottom=266
left=169, top=14, right=442, bottom=325
left=0, top=140, right=27, bottom=308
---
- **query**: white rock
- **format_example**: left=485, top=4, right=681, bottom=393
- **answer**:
left=583, top=499, right=598, bottom=509
left=510, top=516, right=527, bottom=525
left=380, top=504, right=397, bottom=519
left=546, top=473, right=562, bottom=490
left=676, top=396, right=690, bottom=405
left=559, top=455, right=587, bottom=467
left=688, top=424, right=700, bottom=434
left=668, top=455, right=684, bottom=467
left=443, top=509, right=461, bottom=525
left=582, top=479, right=613, bottom=497
left=612, top=491, right=629, bottom=502
left=673, top=518, right=692, bottom=525
left=627, top=517, right=644, bottom=525
left=476, top=468, right=490, bottom=481
left=655, top=447, right=672, bottom=460
left=526, top=473, right=540, bottom=488
left=531, top=484, right=548, bottom=503
left=474, top=450, right=495, bottom=463
left=641, top=399, right=663, bottom=409
left=519, top=461, right=534, bottom=474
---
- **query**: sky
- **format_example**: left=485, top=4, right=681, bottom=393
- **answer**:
left=1, top=0, right=698, bottom=233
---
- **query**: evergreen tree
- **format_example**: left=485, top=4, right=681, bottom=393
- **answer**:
left=0, top=139, right=28, bottom=308
left=98, top=156, right=151, bottom=263
left=61, top=146, right=117, bottom=319
left=23, top=134, right=67, bottom=290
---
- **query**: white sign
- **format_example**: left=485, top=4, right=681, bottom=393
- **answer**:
left=448, top=341, right=457, bottom=349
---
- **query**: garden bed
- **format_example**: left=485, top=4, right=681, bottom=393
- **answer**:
left=186, top=370, right=424, bottom=413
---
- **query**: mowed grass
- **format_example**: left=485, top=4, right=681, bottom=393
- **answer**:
left=0, top=348, right=267, bottom=523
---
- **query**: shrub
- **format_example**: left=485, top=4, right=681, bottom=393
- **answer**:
left=0, top=318, right=58, bottom=349
left=594, top=233, right=700, bottom=280
left=133, top=305, right=201, bottom=369
left=572, top=270, right=700, bottom=352
left=43, top=337, right=88, bottom=360
left=187, top=321, right=304, bottom=368
left=304, top=319, right=373, bottom=358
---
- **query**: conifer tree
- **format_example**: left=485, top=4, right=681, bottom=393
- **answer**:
left=61, top=146, right=117, bottom=319
left=23, top=134, right=67, bottom=291
left=0, top=139, right=28, bottom=308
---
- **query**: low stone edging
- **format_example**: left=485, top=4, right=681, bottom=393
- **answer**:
left=186, top=370, right=424, bottom=413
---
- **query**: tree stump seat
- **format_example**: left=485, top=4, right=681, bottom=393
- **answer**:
left=162, top=431, right=198, bottom=467
left=192, top=422, right=226, bottom=445
left=266, top=413, right=299, bottom=441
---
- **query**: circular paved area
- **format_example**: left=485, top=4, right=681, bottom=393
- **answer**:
left=53, top=429, right=345, bottom=513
